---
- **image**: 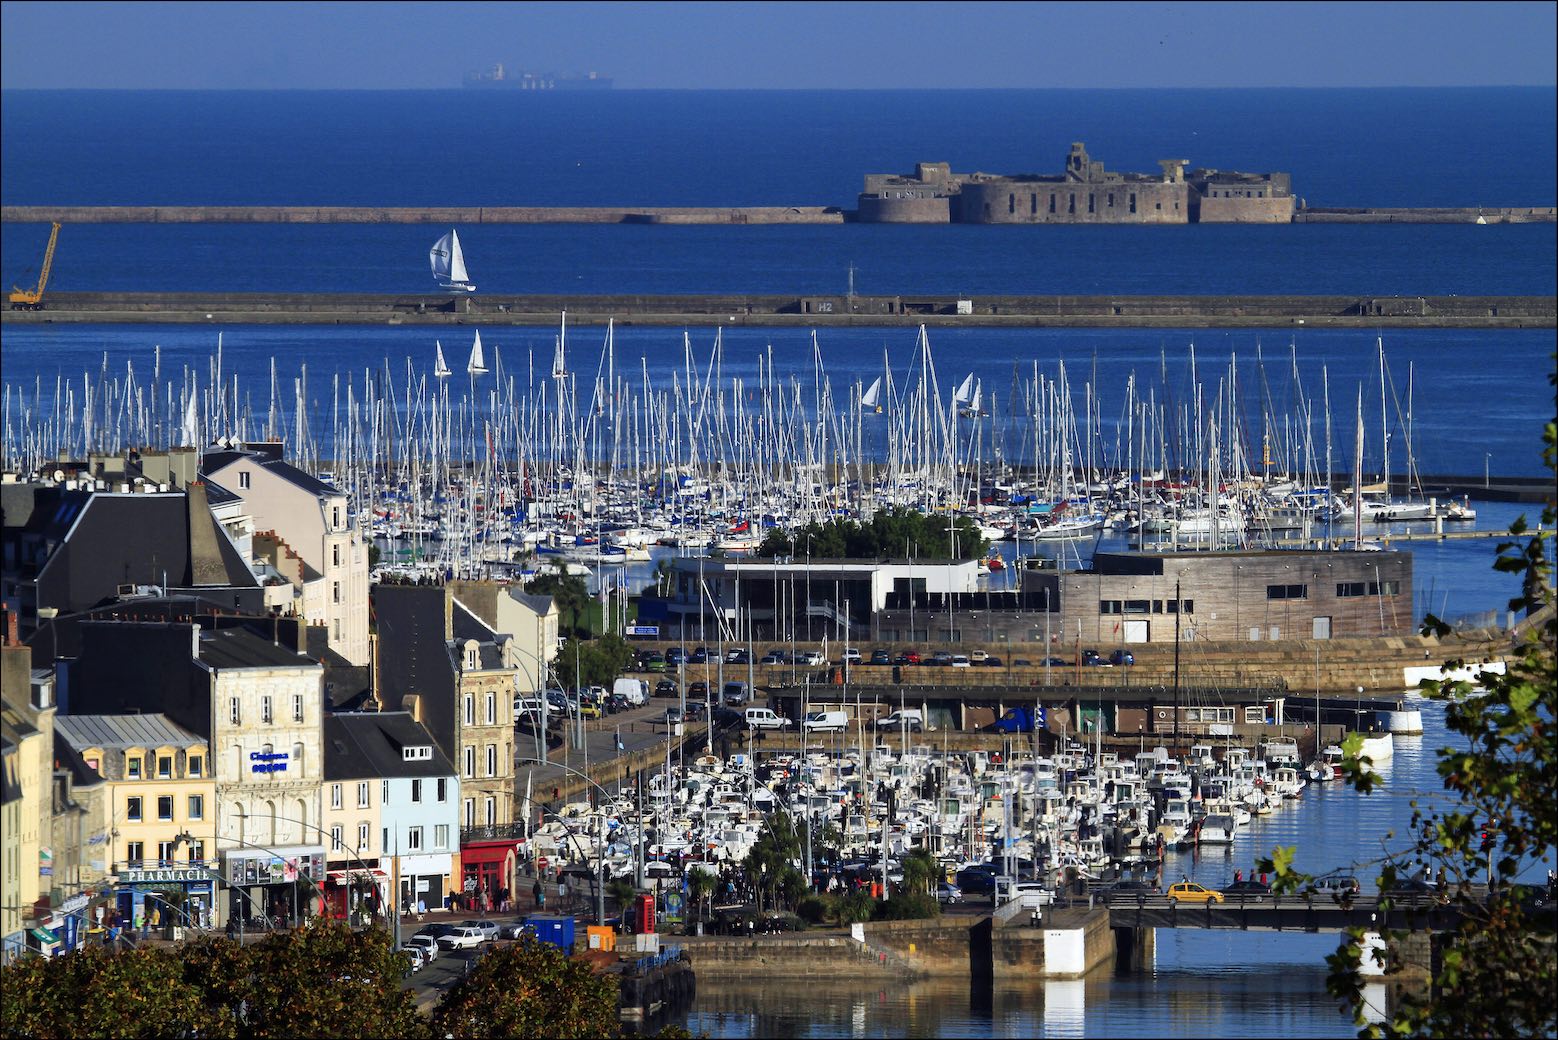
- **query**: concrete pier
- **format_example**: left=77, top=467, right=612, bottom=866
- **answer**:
left=4, top=291, right=1552, bottom=329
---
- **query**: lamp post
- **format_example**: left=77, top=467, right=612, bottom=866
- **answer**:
left=515, top=757, right=617, bottom=926
left=1484, top=453, right=1491, bottom=489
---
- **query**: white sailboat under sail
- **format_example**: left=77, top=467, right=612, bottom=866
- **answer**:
left=467, top=330, right=489, bottom=376
left=430, top=229, right=476, bottom=292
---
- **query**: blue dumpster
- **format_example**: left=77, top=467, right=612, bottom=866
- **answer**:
left=524, top=914, right=575, bottom=952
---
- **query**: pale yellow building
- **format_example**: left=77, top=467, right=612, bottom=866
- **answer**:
left=54, top=714, right=218, bottom=930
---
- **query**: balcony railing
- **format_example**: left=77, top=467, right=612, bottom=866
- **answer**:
left=114, top=859, right=213, bottom=873
left=460, top=823, right=527, bottom=846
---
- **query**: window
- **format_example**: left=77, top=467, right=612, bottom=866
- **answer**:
left=356, top=781, right=370, bottom=808
left=383, top=827, right=390, bottom=852
left=128, top=757, right=142, bottom=780
left=127, top=796, right=143, bottom=821
left=357, top=822, right=370, bottom=851
left=187, top=840, right=204, bottom=863
left=463, top=695, right=474, bottom=726
left=407, top=826, right=423, bottom=851
left=436, top=778, right=447, bottom=802
left=463, top=798, right=475, bottom=827
left=239, top=471, right=251, bottom=489
left=1124, top=600, right=1150, bottom=614
left=1372, top=580, right=1401, bottom=596
left=484, top=797, right=496, bottom=826
left=1337, top=581, right=1366, bottom=597
left=411, top=779, right=423, bottom=803
left=157, top=755, right=173, bottom=779
left=1048, top=193, right=1057, bottom=214
left=188, top=794, right=204, bottom=820
left=334, top=618, right=341, bottom=640
left=1068, top=193, right=1076, bottom=214
left=261, top=695, right=273, bottom=724
left=330, top=825, right=343, bottom=851
left=1008, top=193, right=1015, bottom=214
left=332, top=544, right=341, bottom=567
left=230, top=697, right=241, bottom=725
left=1244, top=705, right=1267, bottom=723
left=292, top=743, right=303, bottom=772
left=485, top=693, right=495, bottom=725
left=188, top=755, right=203, bottom=778
left=330, top=783, right=342, bottom=809
left=332, top=581, right=341, bottom=604
left=332, top=506, right=342, bottom=529
left=485, top=744, right=497, bottom=777
left=1088, top=193, right=1095, bottom=214
left=1108, top=192, right=1115, bottom=207
left=292, top=694, right=304, bottom=722
left=435, top=824, right=449, bottom=850
left=158, top=840, right=177, bottom=865
left=1100, top=600, right=1122, bottom=615
left=1029, top=192, right=1037, bottom=215
left=1266, top=584, right=1308, bottom=600
left=382, top=779, right=390, bottom=804
left=1129, top=192, right=1137, bottom=213
left=463, top=746, right=475, bottom=778
left=126, top=841, right=144, bottom=866
left=157, top=795, right=174, bottom=821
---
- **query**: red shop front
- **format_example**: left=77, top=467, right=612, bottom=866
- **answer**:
left=458, top=838, right=519, bottom=912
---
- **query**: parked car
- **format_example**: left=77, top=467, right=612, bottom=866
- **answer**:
left=744, top=707, right=790, bottom=730
left=1224, top=879, right=1272, bottom=896
left=760, top=650, right=787, bottom=665
left=722, top=681, right=751, bottom=707
left=937, top=881, right=964, bottom=904
left=1109, top=649, right=1136, bottom=666
left=982, top=655, right=1004, bottom=667
left=1106, top=879, right=1159, bottom=897
left=840, top=647, right=862, bottom=664
left=955, top=865, right=997, bottom=895
left=1166, top=882, right=1225, bottom=905
left=995, top=877, right=1055, bottom=907
left=727, top=648, right=751, bottom=664
left=894, top=650, right=922, bottom=666
left=613, top=677, right=649, bottom=707
left=684, top=701, right=708, bottom=721
left=640, top=652, right=666, bottom=673
left=874, top=709, right=925, bottom=732
left=399, top=944, right=425, bottom=973
left=459, top=919, right=500, bottom=943
left=688, top=647, right=709, bottom=664
left=798, top=650, right=825, bottom=666
left=436, top=925, right=486, bottom=950
left=663, top=706, right=685, bottom=725
left=1081, top=649, right=1104, bottom=666
left=869, top=649, right=892, bottom=665
left=664, top=647, right=686, bottom=667
left=655, top=679, right=679, bottom=698
left=949, top=655, right=972, bottom=668
left=1041, top=657, right=1068, bottom=667
left=992, top=706, right=1042, bottom=734
left=405, top=933, right=440, bottom=962
left=802, top=710, right=848, bottom=733
left=688, top=680, right=709, bottom=700
left=497, top=921, right=531, bottom=940
left=928, top=651, right=954, bottom=666
left=1307, top=873, right=1362, bottom=897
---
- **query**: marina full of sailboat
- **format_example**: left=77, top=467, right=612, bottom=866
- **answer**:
left=0, top=323, right=1478, bottom=586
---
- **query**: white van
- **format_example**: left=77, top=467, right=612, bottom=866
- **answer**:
left=613, top=677, right=649, bottom=707
left=802, top=710, right=849, bottom=733
left=744, top=707, right=790, bottom=730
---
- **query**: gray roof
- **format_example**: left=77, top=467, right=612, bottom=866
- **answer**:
left=506, top=589, right=555, bottom=616
left=323, top=711, right=457, bottom=781
left=55, top=712, right=206, bottom=751
left=202, top=449, right=340, bottom=499
left=199, top=626, right=321, bottom=670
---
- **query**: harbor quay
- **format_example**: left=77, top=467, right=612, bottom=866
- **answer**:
left=4, top=290, right=1553, bottom=329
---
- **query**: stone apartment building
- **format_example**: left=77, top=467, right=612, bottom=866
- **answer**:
left=201, top=442, right=370, bottom=665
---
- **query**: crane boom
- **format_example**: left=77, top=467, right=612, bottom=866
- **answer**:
left=9, top=222, right=62, bottom=309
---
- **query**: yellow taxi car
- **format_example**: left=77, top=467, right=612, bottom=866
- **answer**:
left=1166, top=881, right=1225, bottom=905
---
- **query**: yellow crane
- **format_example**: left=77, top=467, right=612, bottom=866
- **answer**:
left=9, top=222, right=62, bottom=310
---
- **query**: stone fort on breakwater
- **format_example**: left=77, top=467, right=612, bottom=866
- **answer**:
left=859, top=141, right=1296, bottom=224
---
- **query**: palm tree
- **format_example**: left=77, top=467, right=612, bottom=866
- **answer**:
left=901, top=847, right=939, bottom=898
left=686, top=869, right=717, bottom=926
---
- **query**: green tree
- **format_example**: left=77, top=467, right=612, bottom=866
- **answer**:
left=900, top=847, right=941, bottom=898
left=432, top=937, right=618, bottom=1039
left=744, top=812, right=808, bottom=913
left=1262, top=409, right=1558, bottom=1038
left=554, top=632, right=636, bottom=689
left=686, top=868, right=718, bottom=924
left=608, top=877, right=637, bottom=913
left=756, top=507, right=990, bottom=562
left=1, top=943, right=230, bottom=1039
left=528, top=569, right=591, bottom=638
left=235, top=923, right=427, bottom=1038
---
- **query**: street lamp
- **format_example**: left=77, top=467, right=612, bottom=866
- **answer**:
left=515, top=756, right=617, bottom=926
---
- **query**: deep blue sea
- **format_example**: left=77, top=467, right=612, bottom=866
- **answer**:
left=1, top=88, right=1553, bottom=1037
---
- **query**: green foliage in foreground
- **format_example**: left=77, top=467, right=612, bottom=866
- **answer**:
left=756, top=507, right=991, bottom=562
left=1260, top=403, right=1558, bottom=1039
left=0, top=922, right=621, bottom=1040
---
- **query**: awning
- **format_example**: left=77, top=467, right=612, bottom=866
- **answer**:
left=325, top=869, right=388, bottom=885
left=29, top=927, right=59, bottom=945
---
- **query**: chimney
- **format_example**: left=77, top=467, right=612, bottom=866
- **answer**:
left=3, top=608, right=17, bottom=648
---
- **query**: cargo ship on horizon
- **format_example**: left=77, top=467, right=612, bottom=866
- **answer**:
left=462, top=64, right=613, bottom=90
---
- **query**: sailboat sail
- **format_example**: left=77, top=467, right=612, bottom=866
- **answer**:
left=467, top=330, right=488, bottom=376
left=861, top=376, right=883, bottom=412
left=954, top=373, right=975, bottom=405
left=429, top=229, right=474, bottom=290
left=433, top=341, right=452, bottom=378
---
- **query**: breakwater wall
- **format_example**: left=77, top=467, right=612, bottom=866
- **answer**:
left=6, top=292, right=1552, bottom=329
left=0, top=205, right=847, bottom=225
left=4, top=204, right=1553, bottom=224
left=1295, top=206, right=1556, bottom=224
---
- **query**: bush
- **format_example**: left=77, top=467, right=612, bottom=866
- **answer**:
left=795, top=893, right=835, bottom=925
left=835, top=889, right=877, bottom=925
left=873, top=893, right=942, bottom=922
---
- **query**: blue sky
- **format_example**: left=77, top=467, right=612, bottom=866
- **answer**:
left=2, top=1, right=1554, bottom=89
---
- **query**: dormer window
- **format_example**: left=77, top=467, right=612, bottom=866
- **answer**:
left=402, top=746, right=432, bottom=761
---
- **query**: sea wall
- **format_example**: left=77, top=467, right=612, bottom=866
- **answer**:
left=7, top=292, right=1551, bottom=329
left=0, top=205, right=846, bottom=225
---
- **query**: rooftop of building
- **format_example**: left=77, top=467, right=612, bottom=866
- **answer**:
left=198, top=625, right=321, bottom=670
left=54, top=711, right=205, bottom=751
left=323, top=711, right=456, bottom=781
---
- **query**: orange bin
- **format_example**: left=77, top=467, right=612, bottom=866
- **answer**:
left=586, top=925, right=617, bottom=952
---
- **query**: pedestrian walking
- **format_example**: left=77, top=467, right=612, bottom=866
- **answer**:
left=533, top=880, right=545, bottom=910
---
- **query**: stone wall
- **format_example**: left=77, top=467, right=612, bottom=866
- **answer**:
left=855, top=194, right=953, bottom=223
left=1198, top=195, right=1296, bottom=223
left=956, top=180, right=1190, bottom=224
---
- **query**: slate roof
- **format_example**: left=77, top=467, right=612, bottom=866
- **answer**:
left=202, top=449, right=340, bottom=498
left=323, top=711, right=456, bottom=781
left=198, top=626, right=320, bottom=670
left=54, top=712, right=205, bottom=751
